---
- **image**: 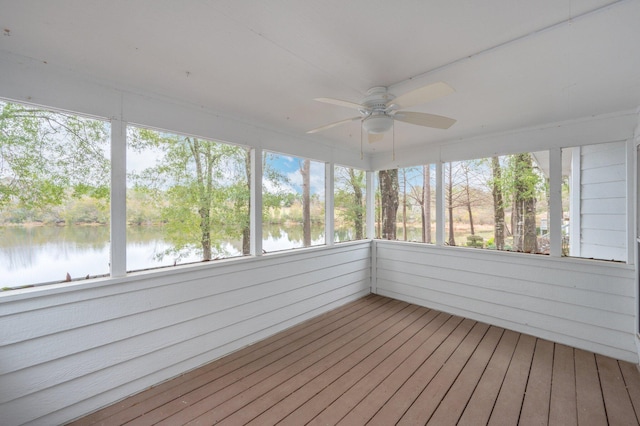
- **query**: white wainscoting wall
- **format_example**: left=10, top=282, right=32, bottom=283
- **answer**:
left=0, top=241, right=370, bottom=425
left=373, top=240, right=637, bottom=363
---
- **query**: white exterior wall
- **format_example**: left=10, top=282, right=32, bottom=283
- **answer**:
left=374, top=240, right=637, bottom=363
left=0, top=242, right=371, bottom=425
left=579, top=141, right=627, bottom=261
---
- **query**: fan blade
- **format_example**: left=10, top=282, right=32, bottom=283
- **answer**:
left=368, top=133, right=384, bottom=144
left=314, top=97, right=364, bottom=110
left=307, top=117, right=360, bottom=134
left=393, top=111, right=456, bottom=129
left=387, top=82, right=454, bottom=110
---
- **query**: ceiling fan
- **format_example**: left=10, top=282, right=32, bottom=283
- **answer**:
left=307, top=81, right=457, bottom=143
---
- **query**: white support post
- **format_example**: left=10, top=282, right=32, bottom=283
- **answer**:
left=110, top=118, right=127, bottom=277
left=626, top=139, right=635, bottom=265
left=569, top=146, right=581, bottom=257
left=370, top=239, right=377, bottom=294
left=250, top=148, right=263, bottom=256
left=366, top=171, right=375, bottom=239
left=325, top=163, right=334, bottom=246
left=549, top=147, right=563, bottom=257
left=436, top=161, right=444, bottom=246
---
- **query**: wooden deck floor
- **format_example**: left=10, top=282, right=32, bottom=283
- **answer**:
left=70, top=295, right=640, bottom=426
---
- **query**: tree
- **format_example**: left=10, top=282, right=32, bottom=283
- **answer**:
left=491, top=156, right=506, bottom=250
left=128, top=128, right=250, bottom=261
left=378, top=169, right=399, bottom=240
left=0, top=101, right=109, bottom=215
left=422, top=165, right=432, bottom=243
left=446, top=163, right=456, bottom=245
left=300, top=159, right=311, bottom=247
left=403, top=166, right=431, bottom=243
left=505, top=153, right=541, bottom=253
left=460, top=162, right=476, bottom=235
left=334, top=167, right=365, bottom=240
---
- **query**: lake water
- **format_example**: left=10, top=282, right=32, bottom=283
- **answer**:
left=0, top=224, right=350, bottom=288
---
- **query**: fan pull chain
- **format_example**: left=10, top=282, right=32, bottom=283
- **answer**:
left=360, top=122, right=363, bottom=160
left=392, top=120, right=396, bottom=161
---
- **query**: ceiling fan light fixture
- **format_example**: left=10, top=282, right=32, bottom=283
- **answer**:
left=362, top=113, right=393, bottom=134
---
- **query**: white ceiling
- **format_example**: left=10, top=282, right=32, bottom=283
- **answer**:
left=1, top=0, right=639, bottom=156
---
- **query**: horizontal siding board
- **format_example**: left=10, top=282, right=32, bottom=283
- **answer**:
left=375, top=268, right=633, bottom=332
left=580, top=164, right=625, bottom=184
left=375, top=243, right=634, bottom=296
left=0, top=263, right=370, bottom=375
left=581, top=214, right=626, bottom=231
left=375, top=279, right=635, bottom=351
left=0, top=248, right=370, bottom=344
left=0, top=242, right=370, bottom=315
left=580, top=143, right=625, bottom=169
left=35, top=289, right=371, bottom=426
left=1, top=270, right=369, bottom=404
left=375, top=258, right=633, bottom=315
left=580, top=229, right=626, bottom=248
left=0, top=254, right=369, bottom=347
left=376, top=286, right=636, bottom=363
left=4, top=283, right=370, bottom=426
left=581, top=198, right=626, bottom=215
left=0, top=243, right=371, bottom=425
left=373, top=242, right=637, bottom=364
left=376, top=281, right=636, bottom=360
left=580, top=181, right=626, bottom=199
left=580, top=141, right=624, bottom=154
left=580, top=245, right=627, bottom=262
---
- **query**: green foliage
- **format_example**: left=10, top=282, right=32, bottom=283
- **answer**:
left=127, top=128, right=252, bottom=260
left=334, top=166, right=365, bottom=239
left=0, top=101, right=110, bottom=223
left=466, top=235, right=484, bottom=247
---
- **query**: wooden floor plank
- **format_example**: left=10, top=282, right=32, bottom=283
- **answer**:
left=425, top=326, right=504, bottom=426
left=306, top=315, right=469, bottom=426
left=277, top=311, right=454, bottom=426
left=548, top=344, right=577, bottom=426
left=596, top=353, right=639, bottom=425
left=619, top=361, right=640, bottom=421
left=394, top=323, right=494, bottom=426
left=192, top=303, right=423, bottom=425
left=152, top=299, right=408, bottom=426
left=335, top=318, right=477, bottom=426
left=574, top=349, right=608, bottom=426
left=519, top=339, right=554, bottom=426
left=67, top=296, right=640, bottom=426
left=487, top=333, right=536, bottom=426
left=127, top=298, right=402, bottom=426
left=241, top=307, right=435, bottom=426
left=457, top=329, right=520, bottom=426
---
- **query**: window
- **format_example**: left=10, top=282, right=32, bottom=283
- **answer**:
left=444, top=153, right=549, bottom=254
left=0, top=100, right=110, bottom=289
left=262, top=153, right=325, bottom=252
left=375, top=165, right=436, bottom=243
left=334, top=165, right=366, bottom=242
left=562, top=142, right=626, bottom=261
left=126, top=126, right=250, bottom=271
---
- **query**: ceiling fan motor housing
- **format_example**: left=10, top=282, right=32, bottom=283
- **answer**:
left=363, top=112, right=393, bottom=133
left=362, top=87, right=394, bottom=133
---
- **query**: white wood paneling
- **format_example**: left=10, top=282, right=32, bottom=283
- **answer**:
left=0, top=242, right=370, bottom=425
left=579, top=141, right=627, bottom=261
left=373, top=241, right=637, bottom=363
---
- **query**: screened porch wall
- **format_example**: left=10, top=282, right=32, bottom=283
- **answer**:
left=0, top=242, right=371, bottom=426
left=374, top=240, right=638, bottom=363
